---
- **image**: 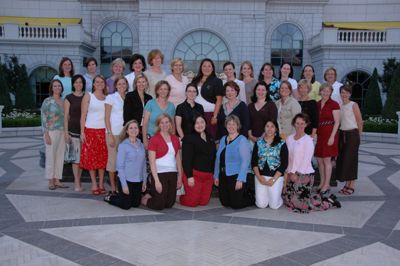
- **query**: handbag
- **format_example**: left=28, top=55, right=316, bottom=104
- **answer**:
left=64, top=141, right=76, bottom=163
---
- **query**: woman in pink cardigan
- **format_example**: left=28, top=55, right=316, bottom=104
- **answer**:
left=284, top=113, right=341, bottom=213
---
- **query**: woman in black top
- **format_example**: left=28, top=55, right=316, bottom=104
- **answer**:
left=216, top=81, right=249, bottom=139
left=297, top=79, right=318, bottom=138
left=191, top=58, right=223, bottom=139
left=64, top=74, right=85, bottom=192
left=175, top=83, right=204, bottom=139
left=180, top=116, right=216, bottom=207
left=252, top=120, right=288, bottom=209
left=123, top=74, right=152, bottom=138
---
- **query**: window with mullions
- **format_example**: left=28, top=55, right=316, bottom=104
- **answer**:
left=271, top=23, right=303, bottom=78
left=29, top=66, right=58, bottom=107
left=100, top=21, right=132, bottom=77
left=342, top=70, right=371, bottom=112
left=173, top=31, right=230, bottom=72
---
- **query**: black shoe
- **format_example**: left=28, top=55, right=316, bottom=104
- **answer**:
left=320, top=189, right=331, bottom=197
left=327, top=194, right=341, bottom=208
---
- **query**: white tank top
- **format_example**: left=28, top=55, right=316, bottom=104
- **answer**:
left=156, top=142, right=177, bottom=173
left=85, top=92, right=106, bottom=129
left=340, top=101, right=358, bottom=130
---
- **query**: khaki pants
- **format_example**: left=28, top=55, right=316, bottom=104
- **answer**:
left=45, top=130, right=65, bottom=180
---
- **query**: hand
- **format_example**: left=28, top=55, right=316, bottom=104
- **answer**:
left=142, top=182, right=147, bottom=192
left=257, top=176, right=267, bottom=186
left=211, top=117, right=217, bottom=125
left=64, top=132, right=71, bottom=143
left=265, top=177, right=276, bottom=187
left=122, top=186, right=129, bottom=195
left=187, top=177, right=195, bottom=187
left=214, top=179, right=219, bottom=187
left=155, top=180, right=162, bottom=194
left=80, top=132, right=85, bottom=143
left=176, top=177, right=182, bottom=189
left=143, top=138, right=148, bottom=150
left=328, top=136, right=334, bottom=146
left=235, top=181, right=243, bottom=191
left=44, top=133, right=51, bottom=145
left=108, top=135, right=116, bottom=148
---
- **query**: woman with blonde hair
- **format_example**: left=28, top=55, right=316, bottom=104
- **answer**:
left=297, top=79, right=318, bottom=138
left=106, top=58, right=126, bottom=94
left=315, top=83, right=340, bottom=195
left=141, top=114, right=182, bottom=210
left=324, top=67, right=343, bottom=104
left=166, top=57, right=189, bottom=107
left=104, top=120, right=147, bottom=209
left=239, top=60, right=258, bottom=104
left=123, top=74, right=153, bottom=137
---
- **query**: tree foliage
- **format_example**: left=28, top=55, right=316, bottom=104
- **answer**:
left=0, top=55, right=35, bottom=111
left=381, top=58, right=400, bottom=92
left=382, top=65, right=400, bottom=119
left=363, top=68, right=382, bottom=117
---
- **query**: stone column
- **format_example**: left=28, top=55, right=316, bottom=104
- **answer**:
left=0, top=105, right=4, bottom=134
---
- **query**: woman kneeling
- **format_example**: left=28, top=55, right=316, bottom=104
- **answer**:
left=142, top=114, right=182, bottom=210
left=252, top=120, right=288, bottom=209
left=104, top=120, right=147, bottom=209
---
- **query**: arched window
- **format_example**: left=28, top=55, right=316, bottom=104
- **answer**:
left=342, top=70, right=371, bottom=112
left=29, top=66, right=58, bottom=107
left=100, top=21, right=132, bottom=77
left=271, top=23, right=303, bottom=78
left=173, top=30, right=230, bottom=72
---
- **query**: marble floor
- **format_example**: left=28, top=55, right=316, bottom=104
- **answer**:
left=0, top=135, right=399, bottom=266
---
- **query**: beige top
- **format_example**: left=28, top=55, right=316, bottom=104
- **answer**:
left=340, top=101, right=358, bottom=130
left=276, top=96, right=302, bottom=137
left=144, top=69, right=167, bottom=98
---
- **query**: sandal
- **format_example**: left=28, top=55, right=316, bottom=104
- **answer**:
left=104, top=194, right=112, bottom=203
left=326, top=194, right=341, bottom=208
left=343, top=187, right=355, bottom=195
left=74, top=187, right=84, bottom=192
left=338, top=186, right=349, bottom=194
left=92, top=189, right=100, bottom=195
left=55, top=183, right=69, bottom=189
left=98, top=187, right=106, bottom=194
left=48, top=184, right=56, bottom=190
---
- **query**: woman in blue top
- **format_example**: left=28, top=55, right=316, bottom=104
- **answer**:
left=104, top=120, right=147, bottom=209
left=142, top=80, right=175, bottom=148
left=214, top=115, right=254, bottom=209
left=53, top=57, right=74, bottom=98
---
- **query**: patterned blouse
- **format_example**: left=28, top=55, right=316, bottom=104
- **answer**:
left=41, top=96, right=64, bottom=131
left=268, top=77, right=281, bottom=102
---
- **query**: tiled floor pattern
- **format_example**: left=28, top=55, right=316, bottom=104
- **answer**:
left=0, top=136, right=399, bottom=266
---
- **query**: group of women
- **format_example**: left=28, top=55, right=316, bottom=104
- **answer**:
left=41, top=51, right=363, bottom=213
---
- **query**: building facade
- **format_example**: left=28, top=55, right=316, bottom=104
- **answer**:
left=1, top=0, right=400, bottom=106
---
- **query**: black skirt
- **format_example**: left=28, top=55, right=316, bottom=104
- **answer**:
left=336, top=129, right=360, bottom=181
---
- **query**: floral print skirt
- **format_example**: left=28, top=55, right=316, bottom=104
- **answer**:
left=283, top=172, right=330, bottom=213
left=80, top=127, right=107, bottom=170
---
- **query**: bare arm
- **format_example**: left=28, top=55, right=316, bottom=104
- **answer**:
left=352, top=103, right=363, bottom=135
left=212, top=96, right=223, bottom=125
left=63, top=99, right=71, bottom=142
left=142, top=110, right=150, bottom=148
left=175, top=116, right=184, bottom=139
left=328, top=109, right=340, bottom=145
left=175, top=148, right=183, bottom=188
left=149, top=150, right=162, bottom=193
left=80, top=94, right=90, bottom=142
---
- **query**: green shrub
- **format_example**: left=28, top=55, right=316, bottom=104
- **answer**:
left=363, top=117, right=398, bottom=133
left=382, top=65, right=400, bottom=119
left=2, top=116, right=41, bottom=127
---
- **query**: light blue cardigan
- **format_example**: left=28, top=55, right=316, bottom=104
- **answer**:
left=214, top=135, right=251, bottom=182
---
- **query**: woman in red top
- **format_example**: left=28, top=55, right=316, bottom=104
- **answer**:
left=141, top=114, right=183, bottom=210
left=315, top=83, right=340, bottom=195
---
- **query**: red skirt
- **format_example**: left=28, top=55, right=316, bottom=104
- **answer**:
left=80, top=127, right=108, bottom=170
left=315, top=124, right=339, bottom=157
